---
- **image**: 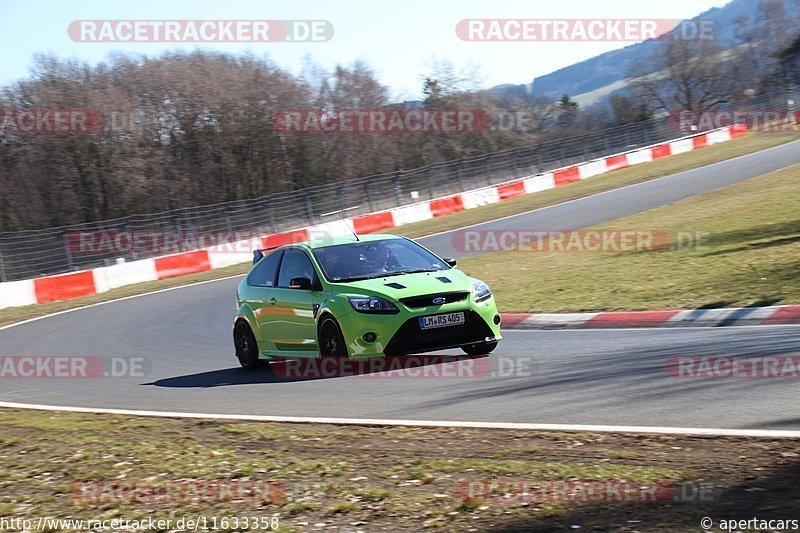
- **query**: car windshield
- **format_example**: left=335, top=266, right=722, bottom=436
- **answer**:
left=312, top=239, right=449, bottom=282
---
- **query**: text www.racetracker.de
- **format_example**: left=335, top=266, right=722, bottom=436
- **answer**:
left=0, top=516, right=280, bottom=531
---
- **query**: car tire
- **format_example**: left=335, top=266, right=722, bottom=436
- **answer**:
left=461, top=341, right=497, bottom=356
left=319, top=316, right=349, bottom=358
left=234, top=320, right=263, bottom=369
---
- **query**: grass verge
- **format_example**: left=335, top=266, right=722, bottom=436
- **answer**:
left=458, top=163, right=800, bottom=313
left=0, top=132, right=796, bottom=328
left=1, top=408, right=799, bottom=531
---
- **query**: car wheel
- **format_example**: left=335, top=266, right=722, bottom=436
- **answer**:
left=319, top=316, right=348, bottom=358
left=461, top=341, right=497, bottom=356
left=234, top=320, right=263, bottom=369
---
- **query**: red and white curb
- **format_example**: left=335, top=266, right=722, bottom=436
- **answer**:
left=501, top=305, right=800, bottom=330
left=0, top=125, right=746, bottom=310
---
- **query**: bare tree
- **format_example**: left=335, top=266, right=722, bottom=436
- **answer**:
left=629, top=38, right=734, bottom=112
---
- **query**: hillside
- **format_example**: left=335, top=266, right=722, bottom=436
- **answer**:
left=495, top=0, right=800, bottom=102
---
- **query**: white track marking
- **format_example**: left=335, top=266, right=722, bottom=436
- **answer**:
left=0, top=401, right=798, bottom=438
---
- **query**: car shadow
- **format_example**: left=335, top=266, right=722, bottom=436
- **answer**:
left=145, top=354, right=488, bottom=388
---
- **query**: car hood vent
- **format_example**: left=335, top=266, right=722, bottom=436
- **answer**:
left=384, top=282, right=406, bottom=289
left=436, top=277, right=452, bottom=283
left=400, top=291, right=469, bottom=308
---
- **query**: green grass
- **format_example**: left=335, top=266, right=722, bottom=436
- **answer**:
left=4, top=407, right=797, bottom=531
left=457, top=163, right=800, bottom=313
left=0, top=132, right=796, bottom=327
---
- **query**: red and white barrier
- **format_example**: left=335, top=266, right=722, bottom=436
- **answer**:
left=0, top=279, right=37, bottom=308
left=93, top=258, right=159, bottom=292
left=0, top=125, right=747, bottom=310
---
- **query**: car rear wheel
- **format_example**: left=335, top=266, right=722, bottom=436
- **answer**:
left=234, top=321, right=263, bottom=369
left=319, top=316, right=348, bottom=358
left=461, top=341, right=497, bottom=356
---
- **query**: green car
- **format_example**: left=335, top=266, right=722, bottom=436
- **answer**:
left=232, top=234, right=502, bottom=368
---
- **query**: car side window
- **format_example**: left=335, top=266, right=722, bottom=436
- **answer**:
left=248, top=250, right=283, bottom=287
left=277, top=249, right=316, bottom=289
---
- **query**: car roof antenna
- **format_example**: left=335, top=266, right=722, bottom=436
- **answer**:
left=349, top=225, right=360, bottom=241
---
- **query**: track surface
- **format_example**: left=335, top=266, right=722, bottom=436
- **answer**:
left=1, top=140, right=799, bottom=430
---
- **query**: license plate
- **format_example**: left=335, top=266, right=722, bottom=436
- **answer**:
left=419, top=312, right=465, bottom=330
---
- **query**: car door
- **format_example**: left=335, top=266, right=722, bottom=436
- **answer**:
left=243, top=250, right=283, bottom=350
left=267, top=248, right=320, bottom=356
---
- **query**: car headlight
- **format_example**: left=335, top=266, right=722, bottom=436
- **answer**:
left=471, top=278, right=493, bottom=303
left=347, top=296, right=400, bottom=314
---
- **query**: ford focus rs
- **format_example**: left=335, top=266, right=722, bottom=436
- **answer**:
left=233, top=234, right=501, bottom=368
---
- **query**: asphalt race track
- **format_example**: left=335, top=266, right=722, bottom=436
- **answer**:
left=1, top=140, right=799, bottom=431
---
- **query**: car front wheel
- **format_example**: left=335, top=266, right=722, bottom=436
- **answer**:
left=461, top=341, right=497, bottom=356
left=319, top=316, right=348, bottom=358
left=234, top=320, right=263, bottom=369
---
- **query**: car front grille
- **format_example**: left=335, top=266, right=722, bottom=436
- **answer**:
left=383, top=310, right=493, bottom=355
left=399, top=291, right=469, bottom=309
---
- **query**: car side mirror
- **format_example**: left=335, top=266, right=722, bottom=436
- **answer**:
left=252, top=249, right=264, bottom=264
left=443, top=257, right=457, bottom=267
left=289, top=276, right=312, bottom=290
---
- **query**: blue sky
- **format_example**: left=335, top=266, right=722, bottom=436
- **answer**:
left=0, top=0, right=731, bottom=99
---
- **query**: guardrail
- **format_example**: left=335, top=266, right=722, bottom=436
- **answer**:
left=1, top=86, right=797, bottom=283
left=0, top=116, right=695, bottom=283
left=0, top=124, right=747, bottom=309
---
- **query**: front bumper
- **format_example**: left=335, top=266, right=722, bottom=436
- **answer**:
left=337, top=297, right=502, bottom=358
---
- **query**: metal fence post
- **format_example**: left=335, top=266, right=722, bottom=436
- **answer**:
left=486, top=159, right=493, bottom=185
left=426, top=167, right=434, bottom=200
left=267, top=205, right=278, bottom=232
left=305, top=193, right=315, bottom=224
left=125, top=222, right=138, bottom=261
left=512, top=152, right=519, bottom=179
left=340, top=187, right=348, bottom=219
left=456, top=160, right=465, bottom=192
left=364, top=181, right=375, bottom=213
left=394, top=171, right=402, bottom=207
left=0, top=241, right=7, bottom=282
left=63, top=232, right=75, bottom=271
left=223, top=206, right=233, bottom=233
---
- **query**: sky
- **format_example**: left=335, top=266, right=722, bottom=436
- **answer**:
left=0, top=0, right=732, bottom=100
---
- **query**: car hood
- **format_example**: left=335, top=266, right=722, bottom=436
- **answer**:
left=332, top=268, right=473, bottom=298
